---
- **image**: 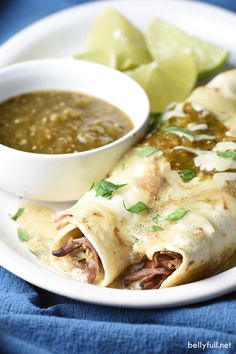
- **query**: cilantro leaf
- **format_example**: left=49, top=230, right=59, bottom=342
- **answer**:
left=166, top=208, right=189, bottom=221
left=132, top=236, right=140, bottom=243
left=217, top=150, right=236, bottom=160
left=11, top=208, right=25, bottom=221
left=162, top=126, right=194, bottom=136
left=93, top=180, right=127, bottom=199
left=137, top=147, right=157, bottom=158
left=179, top=169, right=196, bottom=183
left=123, top=201, right=149, bottom=214
left=148, top=113, right=166, bottom=134
left=152, top=214, right=162, bottom=222
left=152, top=225, right=164, bottom=232
left=29, top=249, right=40, bottom=257
left=17, top=228, right=30, bottom=242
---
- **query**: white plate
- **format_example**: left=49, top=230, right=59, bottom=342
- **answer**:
left=0, top=0, right=236, bottom=308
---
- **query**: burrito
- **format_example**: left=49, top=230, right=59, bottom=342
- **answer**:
left=52, top=70, right=236, bottom=289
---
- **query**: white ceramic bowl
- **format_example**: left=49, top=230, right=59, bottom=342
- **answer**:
left=0, top=59, right=150, bottom=201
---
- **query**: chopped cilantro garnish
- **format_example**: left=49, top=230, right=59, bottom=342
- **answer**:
left=166, top=208, right=189, bottom=221
left=179, top=169, right=196, bottom=183
left=123, top=201, right=149, bottom=214
left=137, top=147, right=157, bottom=158
left=217, top=150, right=236, bottom=160
left=93, top=180, right=127, bottom=199
left=11, top=208, right=24, bottom=221
left=162, top=126, right=194, bottom=136
left=148, top=113, right=166, bottom=134
left=152, top=214, right=162, bottom=222
left=132, top=236, right=139, bottom=243
left=17, top=228, right=30, bottom=242
left=152, top=225, right=164, bottom=232
left=29, top=249, right=40, bottom=257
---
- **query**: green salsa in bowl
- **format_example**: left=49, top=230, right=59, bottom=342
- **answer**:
left=0, top=59, right=150, bottom=201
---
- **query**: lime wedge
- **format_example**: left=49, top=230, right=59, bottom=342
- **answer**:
left=127, top=52, right=197, bottom=112
left=146, top=18, right=228, bottom=76
left=75, top=49, right=117, bottom=68
left=84, top=7, right=151, bottom=71
left=188, top=37, right=228, bottom=75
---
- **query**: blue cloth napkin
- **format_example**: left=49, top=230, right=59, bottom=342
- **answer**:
left=0, top=1, right=236, bottom=353
left=0, top=268, right=236, bottom=354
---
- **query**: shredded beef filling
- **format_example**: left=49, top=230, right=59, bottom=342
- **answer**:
left=123, top=250, right=183, bottom=289
left=52, top=237, right=100, bottom=284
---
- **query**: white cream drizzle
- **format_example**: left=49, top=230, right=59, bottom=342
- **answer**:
left=162, top=111, right=187, bottom=121
left=190, top=103, right=205, bottom=112
left=173, top=142, right=236, bottom=174
left=213, top=172, right=236, bottom=181
left=226, top=131, right=235, bottom=137
left=164, top=118, right=214, bottom=141
left=214, top=141, right=236, bottom=151
left=169, top=130, right=194, bottom=141
left=172, top=146, right=206, bottom=155
left=162, top=103, right=186, bottom=120
left=170, top=131, right=215, bottom=142
left=194, top=134, right=215, bottom=141
left=194, top=153, right=236, bottom=172
left=187, top=123, right=208, bottom=131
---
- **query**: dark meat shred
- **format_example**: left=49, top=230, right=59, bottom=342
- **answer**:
left=123, top=250, right=182, bottom=290
left=52, top=237, right=100, bottom=284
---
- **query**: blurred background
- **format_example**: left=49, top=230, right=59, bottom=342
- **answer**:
left=0, top=0, right=235, bottom=44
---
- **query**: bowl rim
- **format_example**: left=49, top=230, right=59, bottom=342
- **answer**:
left=0, top=58, right=150, bottom=160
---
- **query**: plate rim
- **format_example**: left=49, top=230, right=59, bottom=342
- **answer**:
left=0, top=0, right=236, bottom=308
left=1, top=237, right=236, bottom=308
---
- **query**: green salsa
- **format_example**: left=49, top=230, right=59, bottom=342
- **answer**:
left=0, top=90, right=133, bottom=154
left=146, top=102, right=236, bottom=179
